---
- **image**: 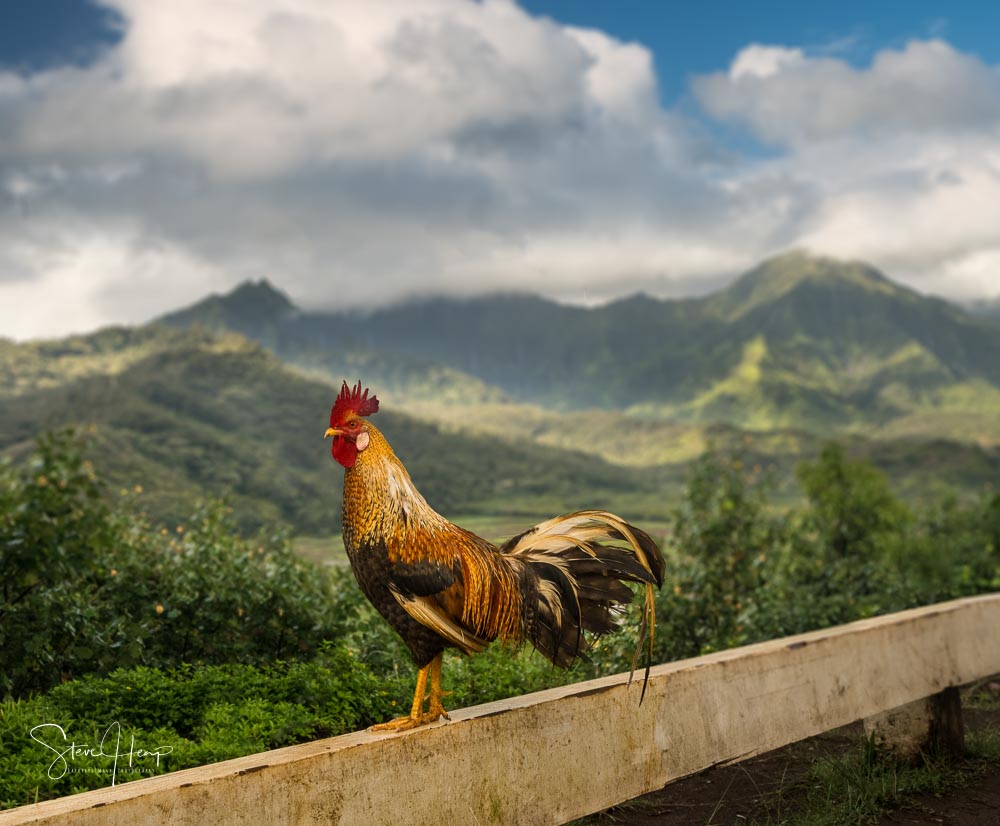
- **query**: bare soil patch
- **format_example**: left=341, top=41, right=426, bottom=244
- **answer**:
left=583, top=691, right=1000, bottom=825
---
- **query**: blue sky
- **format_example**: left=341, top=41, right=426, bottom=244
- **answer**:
left=525, top=1, right=1000, bottom=101
left=0, top=1, right=121, bottom=72
left=2, top=1, right=1000, bottom=338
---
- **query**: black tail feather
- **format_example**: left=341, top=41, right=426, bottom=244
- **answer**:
left=503, top=511, right=665, bottom=688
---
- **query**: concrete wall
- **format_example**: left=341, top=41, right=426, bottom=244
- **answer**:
left=3, top=594, right=998, bottom=826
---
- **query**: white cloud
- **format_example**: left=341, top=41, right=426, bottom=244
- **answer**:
left=695, top=39, right=1000, bottom=145
left=0, top=211, right=227, bottom=339
left=2, top=6, right=1000, bottom=340
left=729, top=44, right=805, bottom=80
left=795, top=142, right=1000, bottom=299
left=8, top=0, right=603, bottom=179
left=694, top=40, right=1000, bottom=299
left=3, top=0, right=756, bottom=338
left=938, top=248, right=1000, bottom=299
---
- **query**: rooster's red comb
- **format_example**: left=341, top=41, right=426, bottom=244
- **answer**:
left=330, top=381, right=379, bottom=427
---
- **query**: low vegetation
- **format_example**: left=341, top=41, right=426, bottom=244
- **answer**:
left=778, top=723, right=1000, bottom=825
left=0, top=331, right=670, bottom=535
left=1, top=431, right=998, bottom=811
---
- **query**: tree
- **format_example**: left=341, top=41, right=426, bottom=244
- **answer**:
left=797, top=443, right=908, bottom=562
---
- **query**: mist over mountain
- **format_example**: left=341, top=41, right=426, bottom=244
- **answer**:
left=160, top=251, right=1000, bottom=439
left=966, top=296, right=1000, bottom=324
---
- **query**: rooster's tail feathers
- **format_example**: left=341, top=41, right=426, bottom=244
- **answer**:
left=501, top=511, right=664, bottom=684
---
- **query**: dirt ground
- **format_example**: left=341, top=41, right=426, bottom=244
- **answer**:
left=584, top=689, right=1000, bottom=826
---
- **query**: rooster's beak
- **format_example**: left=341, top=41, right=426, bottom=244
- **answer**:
left=324, top=427, right=339, bottom=439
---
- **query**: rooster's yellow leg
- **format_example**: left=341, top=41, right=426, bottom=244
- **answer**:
left=426, top=653, right=450, bottom=721
left=370, top=654, right=448, bottom=732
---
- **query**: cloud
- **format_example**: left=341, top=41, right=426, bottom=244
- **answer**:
left=1, top=4, right=1000, bottom=339
left=5, top=0, right=609, bottom=179
left=694, top=40, right=1000, bottom=299
left=695, top=39, right=1000, bottom=145
left=2, top=0, right=756, bottom=337
left=728, top=44, right=806, bottom=81
left=794, top=136, right=1000, bottom=298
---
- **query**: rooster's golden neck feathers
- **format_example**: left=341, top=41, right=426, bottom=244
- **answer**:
left=342, top=424, right=447, bottom=549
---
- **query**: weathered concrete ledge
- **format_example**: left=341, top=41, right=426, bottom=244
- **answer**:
left=3, top=594, right=998, bottom=826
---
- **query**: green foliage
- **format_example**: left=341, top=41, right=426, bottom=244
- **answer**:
left=903, top=493, right=1000, bottom=600
left=797, top=443, right=909, bottom=563
left=2, top=431, right=999, bottom=812
left=653, top=450, right=777, bottom=659
left=0, top=431, right=135, bottom=698
left=758, top=444, right=910, bottom=630
left=0, top=432, right=346, bottom=698
left=638, top=442, right=999, bottom=662
left=444, top=646, right=578, bottom=708
left=764, top=732, right=999, bottom=826
left=108, top=502, right=342, bottom=670
left=0, top=646, right=398, bottom=809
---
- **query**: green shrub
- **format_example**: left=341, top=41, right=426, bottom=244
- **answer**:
left=905, top=493, right=1000, bottom=599
left=444, top=645, right=578, bottom=708
left=107, top=501, right=343, bottom=670
left=651, top=450, right=780, bottom=661
left=0, top=431, right=348, bottom=698
left=797, top=443, right=910, bottom=564
left=631, top=443, right=998, bottom=659
left=0, top=431, right=136, bottom=698
left=0, top=645, right=399, bottom=809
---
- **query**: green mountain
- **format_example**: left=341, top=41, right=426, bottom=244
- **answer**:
left=656, top=252, right=1000, bottom=433
left=5, top=250, right=998, bottom=538
left=0, top=328, right=666, bottom=535
left=159, top=252, right=1000, bottom=442
left=160, top=280, right=507, bottom=405
left=164, top=279, right=298, bottom=334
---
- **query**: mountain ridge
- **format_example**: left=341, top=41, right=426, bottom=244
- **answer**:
left=0, top=327, right=667, bottom=534
left=157, top=251, right=1000, bottom=437
left=3, top=296, right=999, bottom=537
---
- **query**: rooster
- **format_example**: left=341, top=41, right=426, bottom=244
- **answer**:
left=325, top=381, right=665, bottom=731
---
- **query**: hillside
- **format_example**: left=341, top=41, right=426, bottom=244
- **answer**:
left=0, top=328, right=667, bottom=534
left=5, top=251, right=999, bottom=537
left=654, top=252, right=1000, bottom=433
left=158, top=252, right=1000, bottom=442
left=159, top=281, right=509, bottom=406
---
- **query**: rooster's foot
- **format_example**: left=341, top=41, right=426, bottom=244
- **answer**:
left=370, top=709, right=448, bottom=732
left=369, top=652, right=451, bottom=733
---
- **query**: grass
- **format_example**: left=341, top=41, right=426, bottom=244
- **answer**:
left=291, top=534, right=347, bottom=565
left=805, top=742, right=993, bottom=823
left=767, top=744, right=972, bottom=825
left=749, top=686, right=1000, bottom=825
